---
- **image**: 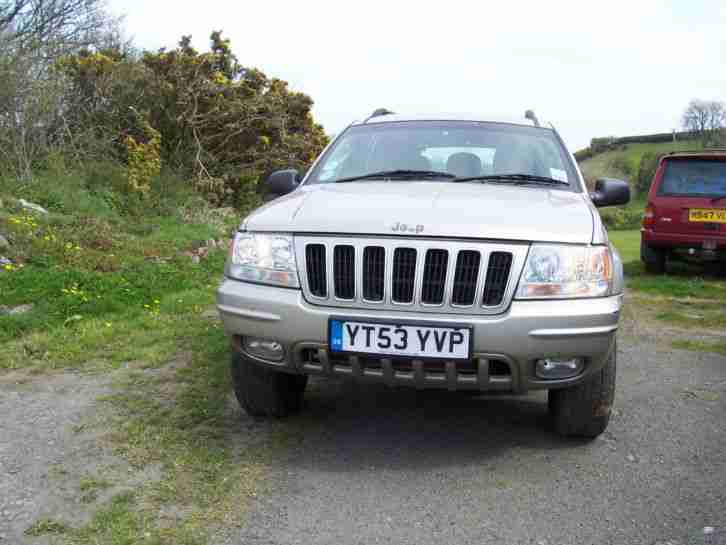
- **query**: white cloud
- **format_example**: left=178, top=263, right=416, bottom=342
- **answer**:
left=109, top=0, right=726, bottom=150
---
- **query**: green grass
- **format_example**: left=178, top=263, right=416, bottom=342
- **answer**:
left=672, top=339, right=726, bottom=357
left=609, top=229, right=726, bottom=331
left=25, top=518, right=70, bottom=536
left=1, top=169, right=277, bottom=545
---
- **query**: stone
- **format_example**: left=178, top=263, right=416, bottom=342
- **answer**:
left=7, top=304, right=34, bottom=315
left=18, top=198, right=48, bottom=214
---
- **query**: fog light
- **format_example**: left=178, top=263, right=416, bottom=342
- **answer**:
left=243, top=337, right=284, bottom=362
left=535, top=357, right=584, bottom=379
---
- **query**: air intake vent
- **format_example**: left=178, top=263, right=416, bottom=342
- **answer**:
left=451, top=250, right=481, bottom=305
left=421, top=249, right=448, bottom=304
left=392, top=248, right=417, bottom=303
left=333, top=245, right=355, bottom=299
left=305, top=244, right=327, bottom=297
left=362, top=246, right=385, bottom=301
left=482, top=252, right=513, bottom=306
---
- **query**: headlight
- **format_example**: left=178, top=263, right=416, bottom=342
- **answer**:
left=515, top=244, right=612, bottom=299
left=227, top=232, right=299, bottom=288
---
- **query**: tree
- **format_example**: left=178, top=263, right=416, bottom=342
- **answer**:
left=0, top=0, right=123, bottom=178
left=682, top=99, right=725, bottom=147
left=0, top=0, right=113, bottom=56
left=706, top=101, right=725, bottom=143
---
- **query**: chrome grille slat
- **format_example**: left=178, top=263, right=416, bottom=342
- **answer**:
left=296, top=236, right=528, bottom=315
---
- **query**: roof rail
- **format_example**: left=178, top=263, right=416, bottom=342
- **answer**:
left=524, top=109, right=540, bottom=127
left=365, top=108, right=395, bottom=122
left=667, top=148, right=726, bottom=155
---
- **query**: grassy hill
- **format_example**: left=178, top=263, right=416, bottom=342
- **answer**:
left=578, top=140, right=703, bottom=185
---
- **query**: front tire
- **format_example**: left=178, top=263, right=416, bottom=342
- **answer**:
left=548, top=342, right=617, bottom=439
left=231, top=352, right=307, bottom=417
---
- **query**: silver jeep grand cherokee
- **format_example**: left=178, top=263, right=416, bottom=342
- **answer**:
left=217, top=111, right=630, bottom=438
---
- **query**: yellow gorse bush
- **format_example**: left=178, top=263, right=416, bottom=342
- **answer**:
left=123, top=117, right=161, bottom=196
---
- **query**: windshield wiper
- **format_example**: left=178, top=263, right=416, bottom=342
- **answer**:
left=333, top=170, right=456, bottom=183
left=453, top=173, right=570, bottom=186
left=711, top=195, right=726, bottom=203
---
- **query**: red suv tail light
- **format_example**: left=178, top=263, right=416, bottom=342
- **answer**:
left=642, top=204, right=656, bottom=228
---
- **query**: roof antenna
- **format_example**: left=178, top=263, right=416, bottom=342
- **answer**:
left=525, top=110, right=540, bottom=127
left=365, top=108, right=395, bottom=122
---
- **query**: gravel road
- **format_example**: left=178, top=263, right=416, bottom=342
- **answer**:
left=224, top=334, right=726, bottom=545
left=2, top=332, right=725, bottom=545
left=0, top=372, right=111, bottom=544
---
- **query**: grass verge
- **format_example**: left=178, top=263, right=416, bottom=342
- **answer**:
left=672, top=339, right=726, bottom=357
left=609, top=229, right=726, bottom=331
left=1, top=171, right=284, bottom=544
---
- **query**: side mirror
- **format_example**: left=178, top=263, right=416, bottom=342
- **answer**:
left=265, top=169, right=300, bottom=198
left=590, top=178, right=630, bottom=208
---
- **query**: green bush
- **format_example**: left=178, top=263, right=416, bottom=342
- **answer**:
left=610, top=154, right=632, bottom=176
left=574, top=147, right=593, bottom=162
left=635, top=152, right=661, bottom=197
left=600, top=206, right=643, bottom=230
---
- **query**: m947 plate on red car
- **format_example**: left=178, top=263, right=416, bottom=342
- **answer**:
left=329, top=319, right=472, bottom=360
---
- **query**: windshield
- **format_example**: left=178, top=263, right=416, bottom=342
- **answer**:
left=305, top=120, right=578, bottom=189
left=658, top=159, right=726, bottom=198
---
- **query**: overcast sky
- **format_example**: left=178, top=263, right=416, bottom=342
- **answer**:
left=109, top=0, right=726, bottom=151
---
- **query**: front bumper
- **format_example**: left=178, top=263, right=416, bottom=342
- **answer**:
left=217, top=279, right=622, bottom=393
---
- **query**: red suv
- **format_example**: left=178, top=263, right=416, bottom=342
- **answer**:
left=641, top=150, right=726, bottom=273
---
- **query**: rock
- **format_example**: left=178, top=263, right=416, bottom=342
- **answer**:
left=18, top=198, right=48, bottom=214
left=6, top=304, right=33, bottom=315
left=0, top=234, right=9, bottom=250
left=201, top=309, right=219, bottom=320
left=191, top=255, right=200, bottom=264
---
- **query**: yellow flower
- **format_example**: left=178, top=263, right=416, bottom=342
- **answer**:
left=105, top=322, right=112, bottom=328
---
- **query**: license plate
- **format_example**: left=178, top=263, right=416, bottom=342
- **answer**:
left=329, top=319, right=471, bottom=360
left=689, top=208, right=726, bottom=223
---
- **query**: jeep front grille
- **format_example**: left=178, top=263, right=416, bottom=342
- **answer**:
left=295, top=236, right=528, bottom=315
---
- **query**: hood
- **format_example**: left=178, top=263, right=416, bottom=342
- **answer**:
left=244, top=182, right=595, bottom=244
